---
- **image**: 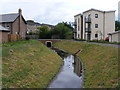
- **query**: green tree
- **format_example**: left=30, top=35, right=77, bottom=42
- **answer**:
left=52, top=22, right=73, bottom=39
left=38, top=26, right=51, bottom=39
left=115, top=21, right=120, bottom=31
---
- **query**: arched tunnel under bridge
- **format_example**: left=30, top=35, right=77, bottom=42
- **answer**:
left=38, top=39, right=62, bottom=47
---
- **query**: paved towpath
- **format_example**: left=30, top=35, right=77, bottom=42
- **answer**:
left=71, top=40, right=120, bottom=48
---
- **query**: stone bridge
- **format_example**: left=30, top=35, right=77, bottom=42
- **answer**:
left=38, top=39, right=62, bottom=47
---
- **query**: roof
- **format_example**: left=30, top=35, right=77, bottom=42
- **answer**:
left=26, top=20, right=34, bottom=25
left=0, top=25, right=9, bottom=32
left=26, top=20, right=41, bottom=26
left=74, top=13, right=82, bottom=17
left=108, top=30, right=120, bottom=35
left=34, top=22, right=41, bottom=26
left=40, top=24, right=54, bottom=27
left=83, top=8, right=115, bottom=14
left=0, top=13, right=19, bottom=23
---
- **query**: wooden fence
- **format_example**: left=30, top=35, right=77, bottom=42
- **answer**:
left=8, top=34, right=21, bottom=42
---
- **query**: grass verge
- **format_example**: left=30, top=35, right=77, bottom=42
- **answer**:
left=2, top=40, right=62, bottom=88
left=74, top=39, right=120, bottom=45
left=54, top=41, right=119, bottom=88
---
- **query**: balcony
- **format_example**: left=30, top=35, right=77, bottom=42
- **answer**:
left=73, top=22, right=77, bottom=26
left=85, top=18, right=91, bottom=23
left=85, top=28, right=91, bottom=33
left=73, top=29, right=77, bottom=33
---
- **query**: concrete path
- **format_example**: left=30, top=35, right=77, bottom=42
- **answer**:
left=37, top=39, right=120, bottom=48
left=72, top=40, right=120, bottom=48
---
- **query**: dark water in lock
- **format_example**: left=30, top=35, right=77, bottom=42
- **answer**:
left=48, top=47, right=83, bottom=88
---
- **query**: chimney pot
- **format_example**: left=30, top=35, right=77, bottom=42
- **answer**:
left=18, top=8, right=22, bottom=15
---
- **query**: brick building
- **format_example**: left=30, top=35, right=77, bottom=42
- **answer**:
left=0, top=25, right=10, bottom=43
left=0, top=9, right=27, bottom=40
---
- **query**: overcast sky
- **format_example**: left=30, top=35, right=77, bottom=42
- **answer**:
left=0, top=0, right=119, bottom=25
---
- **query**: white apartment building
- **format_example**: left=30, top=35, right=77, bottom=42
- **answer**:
left=74, top=14, right=83, bottom=39
left=74, top=8, right=115, bottom=41
left=118, top=1, right=120, bottom=21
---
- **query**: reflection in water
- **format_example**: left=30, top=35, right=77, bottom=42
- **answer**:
left=48, top=47, right=83, bottom=88
left=74, top=56, right=82, bottom=77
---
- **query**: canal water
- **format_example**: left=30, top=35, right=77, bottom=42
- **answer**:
left=48, top=47, right=83, bottom=88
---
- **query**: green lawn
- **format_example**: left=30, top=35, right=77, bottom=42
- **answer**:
left=2, top=40, right=62, bottom=88
left=54, top=41, right=119, bottom=88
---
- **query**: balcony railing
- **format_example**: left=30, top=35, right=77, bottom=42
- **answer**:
left=73, top=22, right=77, bottom=26
left=85, top=28, right=91, bottom=33
left=85, top=18, right=91, bottom=23
left=73, top=29, right=77, bottom=33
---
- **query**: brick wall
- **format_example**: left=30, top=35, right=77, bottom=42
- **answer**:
left=20, top=16, right=27, bottom=39
left=12, top=17, right=19, bottom=35
left=0, top=31, right=9, bottom=43
left=12, top=15, right=27, bottom=39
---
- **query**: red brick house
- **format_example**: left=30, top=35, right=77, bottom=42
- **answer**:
left=0, top=9, right=27, bottom=41
left=0, top=25, right=10, bottom=43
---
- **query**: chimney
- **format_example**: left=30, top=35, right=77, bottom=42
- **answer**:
left=18, top=8, right=22, bottom=15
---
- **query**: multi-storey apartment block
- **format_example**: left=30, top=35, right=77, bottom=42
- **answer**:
left=74, top=14, right=83, bottom=39
left=74, top=8, right=115, bottom=41
left=118, top=1, right=120, bottom=21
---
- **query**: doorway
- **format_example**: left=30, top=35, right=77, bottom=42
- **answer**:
left=87, top=34, right=91, bottom=41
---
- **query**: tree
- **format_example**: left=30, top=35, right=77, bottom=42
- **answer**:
left=38, top=26, right=51, bottom=39
left=51, top=22, right=73, bottom=39
left=115, top=21, right=120, bottom=31
left=37, top=22, right=73, bottom=39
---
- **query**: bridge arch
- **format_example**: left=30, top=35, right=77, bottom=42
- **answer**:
left=38, top=39, right=62, bottom=47
left=45, top=41, right=52, bottom=47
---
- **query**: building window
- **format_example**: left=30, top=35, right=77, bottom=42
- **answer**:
left=95, top=14, right=98, bottom=18
left=7, top=25, right=9, bottom=28
left=95, top=24, right=98, bottom=28
left=78, top=26, right=79, bottom=31
left=16, top=32, right=18, bottom=34
left=75, top=19, right=77, bottom=23
left=4, top=24, right=9, bottom=28
left=88, top=14, right=91, bottom=17
left=95, top=34, right=98, bottom=38
left=84, top=16, right=86, bottom=20
left=78, top=18, right=80, bottom=23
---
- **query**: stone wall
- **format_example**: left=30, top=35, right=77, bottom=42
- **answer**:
left=39, top=39, right=62, bottom=46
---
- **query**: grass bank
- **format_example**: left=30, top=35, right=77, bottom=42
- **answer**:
left=2, top=40, right=62, bottom=88
left=74, top=39, right=120, bottom=45
left=54, top=41, right=119, bottom=88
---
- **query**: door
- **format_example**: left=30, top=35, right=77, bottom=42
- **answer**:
left=87, top=34, right=91, bottom=41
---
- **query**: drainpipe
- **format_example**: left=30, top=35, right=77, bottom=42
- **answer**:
left=18, top=9, right=22, bottom=35
left=81, top=15, right=83, bottom=39
left=103, top=11, right=105, bottom=40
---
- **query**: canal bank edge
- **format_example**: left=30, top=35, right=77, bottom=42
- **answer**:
left=54, top=41, right=118, bottom=88
left=2, top=40, right=63, bottom=88
left=48, top=47, right=84, bottom=88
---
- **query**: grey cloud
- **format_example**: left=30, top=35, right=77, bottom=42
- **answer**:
left=33, top=2, right=68, bottom=25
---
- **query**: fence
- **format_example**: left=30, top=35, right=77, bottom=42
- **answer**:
left=8, top=34, right=21, bottom=42
left=26, top=35, right=39, bottom=39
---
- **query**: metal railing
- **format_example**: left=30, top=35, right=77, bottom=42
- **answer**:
left=85, top=18, right=91, bottom=23
left=85, top=28, right=91, bottom=33
left=73, top=22, right=77, bottom=26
